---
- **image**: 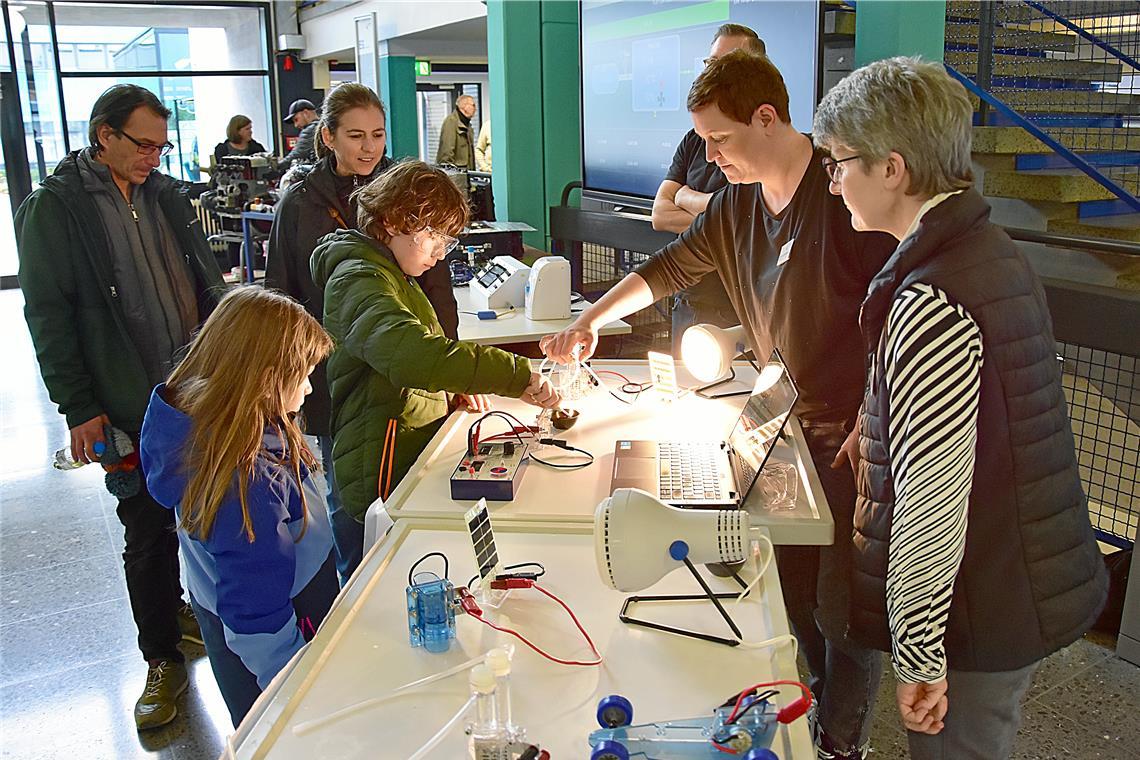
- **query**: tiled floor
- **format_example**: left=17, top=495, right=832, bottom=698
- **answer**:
left=1, top=287, right=1136, bottom=759
left=852, top=629, right=1137, bottom=760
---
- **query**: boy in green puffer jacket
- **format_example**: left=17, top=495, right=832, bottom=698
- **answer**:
left=310, top=160, right=561, bottom=577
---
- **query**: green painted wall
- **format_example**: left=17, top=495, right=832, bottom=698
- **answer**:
left=380, top=55, right=419, bottom=160
left=855, top=0, right=946, bottom=66
left=487, top=0, right=581, bottom=248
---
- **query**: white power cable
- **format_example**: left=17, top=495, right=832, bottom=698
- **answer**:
left=730, top=533, right=799, bottom=657
left=407, top=694, right=478, bottom=760
left=733, top=532, right=775, bottom=605
left=292, top=646, right=512, bottom=736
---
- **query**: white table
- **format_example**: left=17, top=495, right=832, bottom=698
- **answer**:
left=384, top=360, right=834, bottom=546
left=454, top=285, right=631, bottom=346
left=227, top=519, right=814, bottom=759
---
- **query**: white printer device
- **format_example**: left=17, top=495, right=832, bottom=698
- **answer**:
left=525, top=256, right=572, bottom=320
left=470, top=256, right=530, bottom=311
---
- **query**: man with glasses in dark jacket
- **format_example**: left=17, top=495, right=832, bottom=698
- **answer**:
left=15, top=84, right=224, bottom=731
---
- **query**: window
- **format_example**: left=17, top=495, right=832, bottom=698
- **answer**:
left=15, top=1, right=273, bottom=182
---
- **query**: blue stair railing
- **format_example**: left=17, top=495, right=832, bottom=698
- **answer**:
left=945, top=0, right=1140, bottom=216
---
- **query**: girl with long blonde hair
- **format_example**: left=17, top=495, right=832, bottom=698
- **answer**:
left=139, top=286, right=338, bottom=727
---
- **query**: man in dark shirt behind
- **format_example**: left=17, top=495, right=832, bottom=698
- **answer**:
left=653, top=23, right=766, bottom=357
left=280, top=98, right=319, bottom=172
left=542, top=51, right=894, bottom=760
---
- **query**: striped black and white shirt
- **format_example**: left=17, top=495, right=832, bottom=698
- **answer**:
left=881, top=281, right=984, bottom=684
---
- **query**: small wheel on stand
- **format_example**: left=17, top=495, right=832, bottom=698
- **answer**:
left=596, top=694, right=634, bottom=728
left=742, top=749, right=780, bottom=760
left=591, top=739, right=630, bottom=760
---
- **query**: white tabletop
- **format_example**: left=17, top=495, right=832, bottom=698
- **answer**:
left=454, top=286, right=631, bottom=346
left=384, top=360, right=834, bottom=546
left=228, top=519, right=814, bottom=759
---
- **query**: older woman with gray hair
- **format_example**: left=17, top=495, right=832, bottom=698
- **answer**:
left=813, top=57, right=1106, bottom=759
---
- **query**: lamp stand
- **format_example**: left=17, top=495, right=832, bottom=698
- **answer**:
left=617, top=557, right=751, bottom=647
left=695, top=366, right=751, bottom=400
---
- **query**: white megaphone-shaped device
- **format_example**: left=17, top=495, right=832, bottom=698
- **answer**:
left=594, top=488, right=751, bottom=592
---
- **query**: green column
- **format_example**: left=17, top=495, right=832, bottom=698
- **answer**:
left=380, top=54, right=419, bottom=160
left=855, top=0, right=946, bottom=67
left=488, top=0, right=581, bottom=248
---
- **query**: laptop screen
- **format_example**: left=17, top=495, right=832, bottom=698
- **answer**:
left=726, top=349, right=800, bottom=503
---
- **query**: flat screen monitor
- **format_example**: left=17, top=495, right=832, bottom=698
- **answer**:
left=580, top=0, right=821, bottom=203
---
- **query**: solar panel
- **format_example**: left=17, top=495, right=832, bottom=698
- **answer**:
left=464, top=498, right=501, bottom=585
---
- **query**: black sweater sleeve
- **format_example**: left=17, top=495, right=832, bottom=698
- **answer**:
left=265, top=191, right=300, bottom=303
left=635, top=185, right=732, bottom=299
left=415, top=261, right=459, bottom=339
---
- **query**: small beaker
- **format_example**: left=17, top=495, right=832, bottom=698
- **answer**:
left=757, top=462, right=798, bottom=511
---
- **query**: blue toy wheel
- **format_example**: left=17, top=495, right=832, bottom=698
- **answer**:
left=742, top=749, right=779, bottom=760
left=591, top=740, right=630, bottom=760
left=596, top=694, right=634, bottom=728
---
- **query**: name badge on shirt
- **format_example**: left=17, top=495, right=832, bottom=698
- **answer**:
left=777, top=237, right=795, bottom=266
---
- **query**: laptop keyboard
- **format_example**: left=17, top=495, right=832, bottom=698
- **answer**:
left=659, top=441, right=729, bottom=501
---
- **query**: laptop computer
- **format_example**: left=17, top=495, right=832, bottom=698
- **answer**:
left=609, top=349, right=799, bottom=508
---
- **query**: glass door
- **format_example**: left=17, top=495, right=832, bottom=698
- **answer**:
left=417, top=83, right=483, bottom=164
left=0, top=0, right=30, bottom=285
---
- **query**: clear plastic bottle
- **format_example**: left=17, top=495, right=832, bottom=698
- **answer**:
left=535, top=409, right=553, bottom=451
left=467, top=664, right=507, bottom=758
left=485, top=647, right=522, bottom=742
left=52, top=440, right=104, bottom=471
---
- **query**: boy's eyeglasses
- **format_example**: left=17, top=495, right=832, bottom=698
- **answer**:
left=821, top=154, right=861, bottom=183
left=117, top=129, right=175, bottom=158
left=415, top=226, right=460, bottom=256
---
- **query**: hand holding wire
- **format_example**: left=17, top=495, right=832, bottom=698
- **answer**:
left=539, top=322, right=597, bottom=364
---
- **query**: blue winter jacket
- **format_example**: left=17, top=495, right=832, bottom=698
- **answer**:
left=139, top=386, right=335, bottom=688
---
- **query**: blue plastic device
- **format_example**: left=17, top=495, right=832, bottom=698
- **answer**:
left=589, top=693, right=781, bottom=759
left=406, top=578, right=456, bottom=653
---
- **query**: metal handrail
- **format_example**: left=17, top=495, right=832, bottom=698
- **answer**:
left=1003, top=225, right=1140, bottom=257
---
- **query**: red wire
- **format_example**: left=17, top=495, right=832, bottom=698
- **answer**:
left=469, top=414, right=535, bottom=454
left=479, top=429, right=534, bottom=443
left=467, top=582, right=603, bottom=667
left=725, top=680, right=812, bottom=724
left=532, top=583, right=602, bottom=660
left=595, top=369, right=632, bottom=383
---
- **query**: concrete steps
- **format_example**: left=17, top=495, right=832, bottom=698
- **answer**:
left=973, top=126, right=1140, bottom=155
left=945, top=23, right=1077, bottom=53
left=947, top=1, right=1140, bottom=23
left=952, top=3, right=1140, bottom=245
left=980, top=162, right=1137, bottom=203
left=945, top=51, right=1124, bottom=83
left=976, top=88, right=1140, bottom=115
left=1047, top=213, right=1140, bottom=244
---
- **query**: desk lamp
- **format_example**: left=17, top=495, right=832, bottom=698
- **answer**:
left=594, top=488, right=760, bottom=646
left=681, top=324, right=750, bottom=398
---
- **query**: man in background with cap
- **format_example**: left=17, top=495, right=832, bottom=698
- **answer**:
left=280, top=98, right=319, bottom=171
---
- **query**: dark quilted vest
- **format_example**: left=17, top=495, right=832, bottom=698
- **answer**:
left=851, top=190, right=1106, bottom=671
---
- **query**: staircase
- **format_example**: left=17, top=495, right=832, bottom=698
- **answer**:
left=945, top=0, right=1140, bottom=245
